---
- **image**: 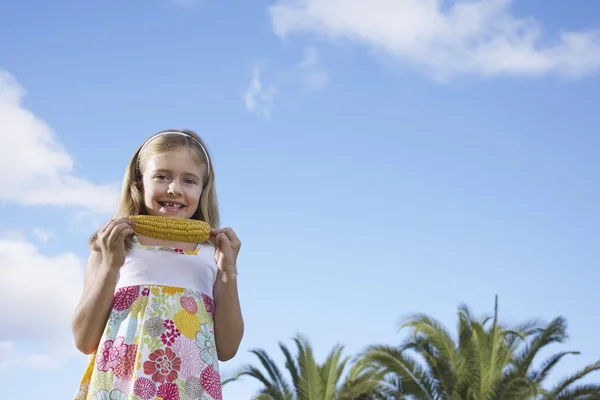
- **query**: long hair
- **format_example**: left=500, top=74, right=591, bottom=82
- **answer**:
left=88, top=129, right=219, bottom=251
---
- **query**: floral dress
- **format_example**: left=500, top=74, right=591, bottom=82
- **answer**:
left=74, top=237, right=222, bottom=400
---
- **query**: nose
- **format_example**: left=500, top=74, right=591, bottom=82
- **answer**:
left=167, top=181, right=182, bottom=195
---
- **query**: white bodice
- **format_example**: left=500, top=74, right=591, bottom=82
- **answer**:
left=115, top=238, right=218, bottom=298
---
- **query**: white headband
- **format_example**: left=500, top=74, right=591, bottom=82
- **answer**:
left=138, top=131, right=211, bottom=175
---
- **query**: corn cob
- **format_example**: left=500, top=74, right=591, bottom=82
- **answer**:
left=129, top=215, right=211, bottom=243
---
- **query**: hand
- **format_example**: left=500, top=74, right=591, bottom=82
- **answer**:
left=94, top=217, right=134, bottom=270
left=210, top=227, right=241, bottom=275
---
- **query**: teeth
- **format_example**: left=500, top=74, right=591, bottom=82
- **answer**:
left=161, top=202, right=183, bottom=209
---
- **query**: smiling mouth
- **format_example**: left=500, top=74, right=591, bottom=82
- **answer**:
left=159, top=201, right=185, bottom=210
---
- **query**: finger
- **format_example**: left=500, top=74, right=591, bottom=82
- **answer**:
left=93, top=219, right=113, bottom=250
left=209, top=228, right=222, bottom=247
left=115, top=216, right=133, bottom=226
left=217, top=232, right=231, bottom=249
left=107, top=222, right=132, bottom=245
left=98, top=219, right=118, bottom=243
left=224, top=227, right=238, bottom=241
left=121, top=227, right=134, bottom=239
left=214, top=227, right=239, bottom=243
left=224, top=228, right=241, bottom=248
left=99, top=219, right=114, bottom=233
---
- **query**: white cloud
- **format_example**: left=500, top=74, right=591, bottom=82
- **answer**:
left=243, top=66, right=278, bottom=117
left=268, top=0, right=600, bottom=80
left=294, top=46, right=329, bottom=91
left=0, top=342, right=14, bottom=369
left=0, top=233, right=84, bottom=343
left=243, top=46, right=327, bottom=116
left=32, top=228, right=56, bottom=243
left=0, top=70, right=119, bottom=214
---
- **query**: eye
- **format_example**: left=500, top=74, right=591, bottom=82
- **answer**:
left=156, top=174, right=169, bottom=180
left=184, top=178, right=197, bottom=185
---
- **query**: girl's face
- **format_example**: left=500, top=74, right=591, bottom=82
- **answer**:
left=141, top=147, right=206, bottom=219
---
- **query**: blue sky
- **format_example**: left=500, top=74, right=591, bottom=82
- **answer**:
left=1, top=0, right=599, bottom=398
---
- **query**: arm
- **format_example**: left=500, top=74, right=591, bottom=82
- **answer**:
left=71, top=250, right=119, bottom=354
left=213, top=270, right=244, bottom=361
left=71, top=217, right=133, bottom=355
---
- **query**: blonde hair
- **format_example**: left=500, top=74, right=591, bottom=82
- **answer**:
left=88, top=129, right=219, bottom=251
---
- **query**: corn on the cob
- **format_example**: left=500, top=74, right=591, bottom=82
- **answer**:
left=129, top=215, right=211, bottom=243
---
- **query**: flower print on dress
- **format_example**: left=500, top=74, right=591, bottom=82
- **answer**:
left=162, top=286, right=185, bottom=296
left=184, top=377, right=205, bottom=399
left=112, top=378, right=133, bottom=396
left=113, top=286, right=140, bottom=311
left=174, top=309, right=200, bottom=339
left=143, top=347, right=182, bottom=384
left=172, top=335, right=203, bottom=379
left=201, top=293, right=215, bottom=318
left=196, top=324, right=218, bottom=369
left=161, top=319, right=181, bottom=346
left=113, top=343, right=138, bottom=380
left=91, top=389, right=128, bottom=400
left=183, top=288, right=202, bottom=301
left=144, top=316, right=166, bottom=337
left=157, top=382, right=180, bottom=400
left=108, top=310, right=128, bottom=328
left=96, top=337, right=128, bottom=372
left=133, top=377, right=157, bottom=400
left=129, top=294, right=149, bottom=317
left=74, top=285, right=222, bottom=400
left=201, top=365, right=222, bottom=400
left=124, top=316, right=139, bottom=344
left=180, top=296, right=198, bottom=314
left=109, top=390, right=128, bottom=400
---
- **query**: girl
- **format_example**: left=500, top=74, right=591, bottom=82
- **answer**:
left=72, top=129, right=243, bottom=400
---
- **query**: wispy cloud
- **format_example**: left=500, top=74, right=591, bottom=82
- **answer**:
left=0, top=70, right=119, bottom=214
left=243, top=66, right=278, bottom=117
left=32, top=228, right=56, bottom=243
left=268, top=0, right=600, bottom=81
left=243, top=46, right=328, bottom=116
left=292, top=46, right=329, bottom=91
left=0, top=342, right=13, bottom=369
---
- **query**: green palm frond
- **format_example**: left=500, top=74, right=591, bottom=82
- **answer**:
left=529, top=351, right=581, bottom=383
left=293, top=335, right=323, bottom=400
left=318, top=343, right=347, bottom=399
left=400, top=312, right=459, bottom=379
left=226, top=297, right=598, bottom=400
left=512, top=317, right=568, bottom=376
left=552, top=384, right=600, bottom=400
left=549, top=360, right=600, bottom=398
left=361, top=344, right=435, bottom=399
left=222, top=364, right=274, bottom=389
left=280, top=342, right=301, bottom=391
left=337, top=355, right=394, bottom=400
left=252, top=348, right=294, bottom=397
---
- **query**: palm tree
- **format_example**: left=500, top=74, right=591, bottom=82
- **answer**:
left=222, top=334, right=393, bottom=400
left=361, top=296, right=600, bottom=399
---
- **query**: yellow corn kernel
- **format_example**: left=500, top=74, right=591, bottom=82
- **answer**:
left=128, top=215, right=211, bottom=243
